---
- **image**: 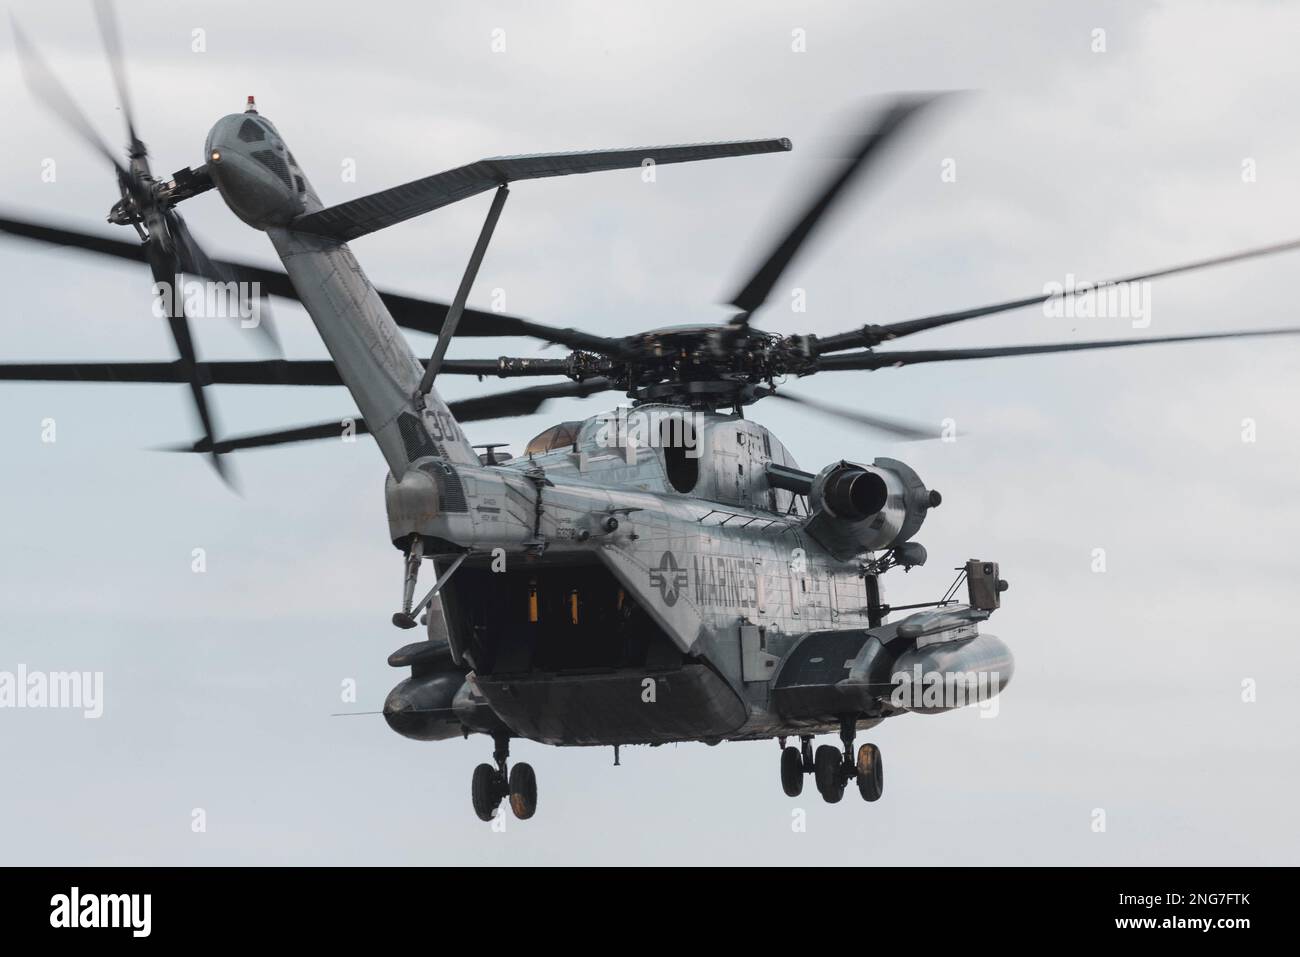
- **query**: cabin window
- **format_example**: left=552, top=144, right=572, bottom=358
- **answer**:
left=661, top=420, right=698, bottom=493
left=525, top=421, right=582, bottom=456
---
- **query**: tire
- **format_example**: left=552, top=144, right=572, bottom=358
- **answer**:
left=856, top=743, right=883, bottom=802
left=780, top=746, right=804, bottom=797
left=508, top=762, right=538, bottom=820
left=472, top=763, right=501, bottom=822
left=814, top=744, right=844, bottom=802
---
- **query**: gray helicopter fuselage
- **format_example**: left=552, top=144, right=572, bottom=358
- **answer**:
left=383, top=409, right=1012, bottom=746
left=392, top=410, right=871, bottom=742
left=203, top=108, right=1013, bottom=750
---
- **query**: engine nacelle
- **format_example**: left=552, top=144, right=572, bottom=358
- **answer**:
left=804, top=458, right=938, bottom=560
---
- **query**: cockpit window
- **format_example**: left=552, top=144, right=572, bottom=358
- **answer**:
left=525, top=422, right=582, bottom=455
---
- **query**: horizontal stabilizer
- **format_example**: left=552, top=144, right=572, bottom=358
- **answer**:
left=291, top=138, right=792, bottom=242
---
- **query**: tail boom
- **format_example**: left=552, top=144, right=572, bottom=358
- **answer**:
left=267, top=227, right=477, bottom=474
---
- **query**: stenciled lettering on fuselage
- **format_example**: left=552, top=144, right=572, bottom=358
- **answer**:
left=693, top=554, right=758, bottom=609
left=649, top=551, right=689, bottom=606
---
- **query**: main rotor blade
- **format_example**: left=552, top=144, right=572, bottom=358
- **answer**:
left=168, top=378, right=619, bottom=455
left=816, top=327, right=1300, bottom=371
left=815, top=238, right=1300, bottom=352
left=0, top=357, right=576, bottom=385
left=0, top=359, right=343, bottom=384
left=0, top=212, right=626, bottom=351
left=727, top=95, right=940, bottom=318
left=0, top=361, right=191, bottom=383
left=447, top=376, right=617, bottom=423
left=168, top=417, right=368, bottom=454
left=91, top=0, right=142, bottom=157
left=759, top=389, right=940, bottom=440
left=10, top=18, right=127, bottom=177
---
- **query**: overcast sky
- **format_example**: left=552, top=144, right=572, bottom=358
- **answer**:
left=2, top=0, right=1298, bottom=865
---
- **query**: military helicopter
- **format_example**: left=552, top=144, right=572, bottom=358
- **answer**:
left=6, top=2, right=1300, bottom=821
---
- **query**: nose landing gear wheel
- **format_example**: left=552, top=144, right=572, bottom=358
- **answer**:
left=814, top=744, right=845, bottom=803
left=509, top=762, right=538, bottom=819
left=856, top=743, right=883, bottom=802
left=780, top=746, right=804, bottom=797
left=471, top=763, right=502, bottom=822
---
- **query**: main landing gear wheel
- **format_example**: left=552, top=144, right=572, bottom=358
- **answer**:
left=856, top=743, right=883, bottom=802
left=780, top=746, right=804, bottom=797
left=472, top=733, right=537, bottom=822
left=814, top=744, right=845, bottom=803
left=471, top=763, right=501, bottom=822
left=509, top=763, right=538, bottom=820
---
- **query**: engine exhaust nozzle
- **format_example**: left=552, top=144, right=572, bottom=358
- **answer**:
left=822, top=466, right=889, bottom=520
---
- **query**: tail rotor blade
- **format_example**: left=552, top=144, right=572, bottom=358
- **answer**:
left=91, top=0, right=143, bottom=157
left=172, top=316, right=232, bottom=483
left=168, top=211, right=282, bottom=356
left=143, top=241, right=231, bottom=484
left=10, top=16, right=128, bottom=176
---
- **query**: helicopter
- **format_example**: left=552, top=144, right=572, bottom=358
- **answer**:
left=6, top=2, right=1300, bottom=822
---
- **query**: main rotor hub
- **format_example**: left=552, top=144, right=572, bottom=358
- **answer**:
left=613, top=324, right=800, bottom=408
